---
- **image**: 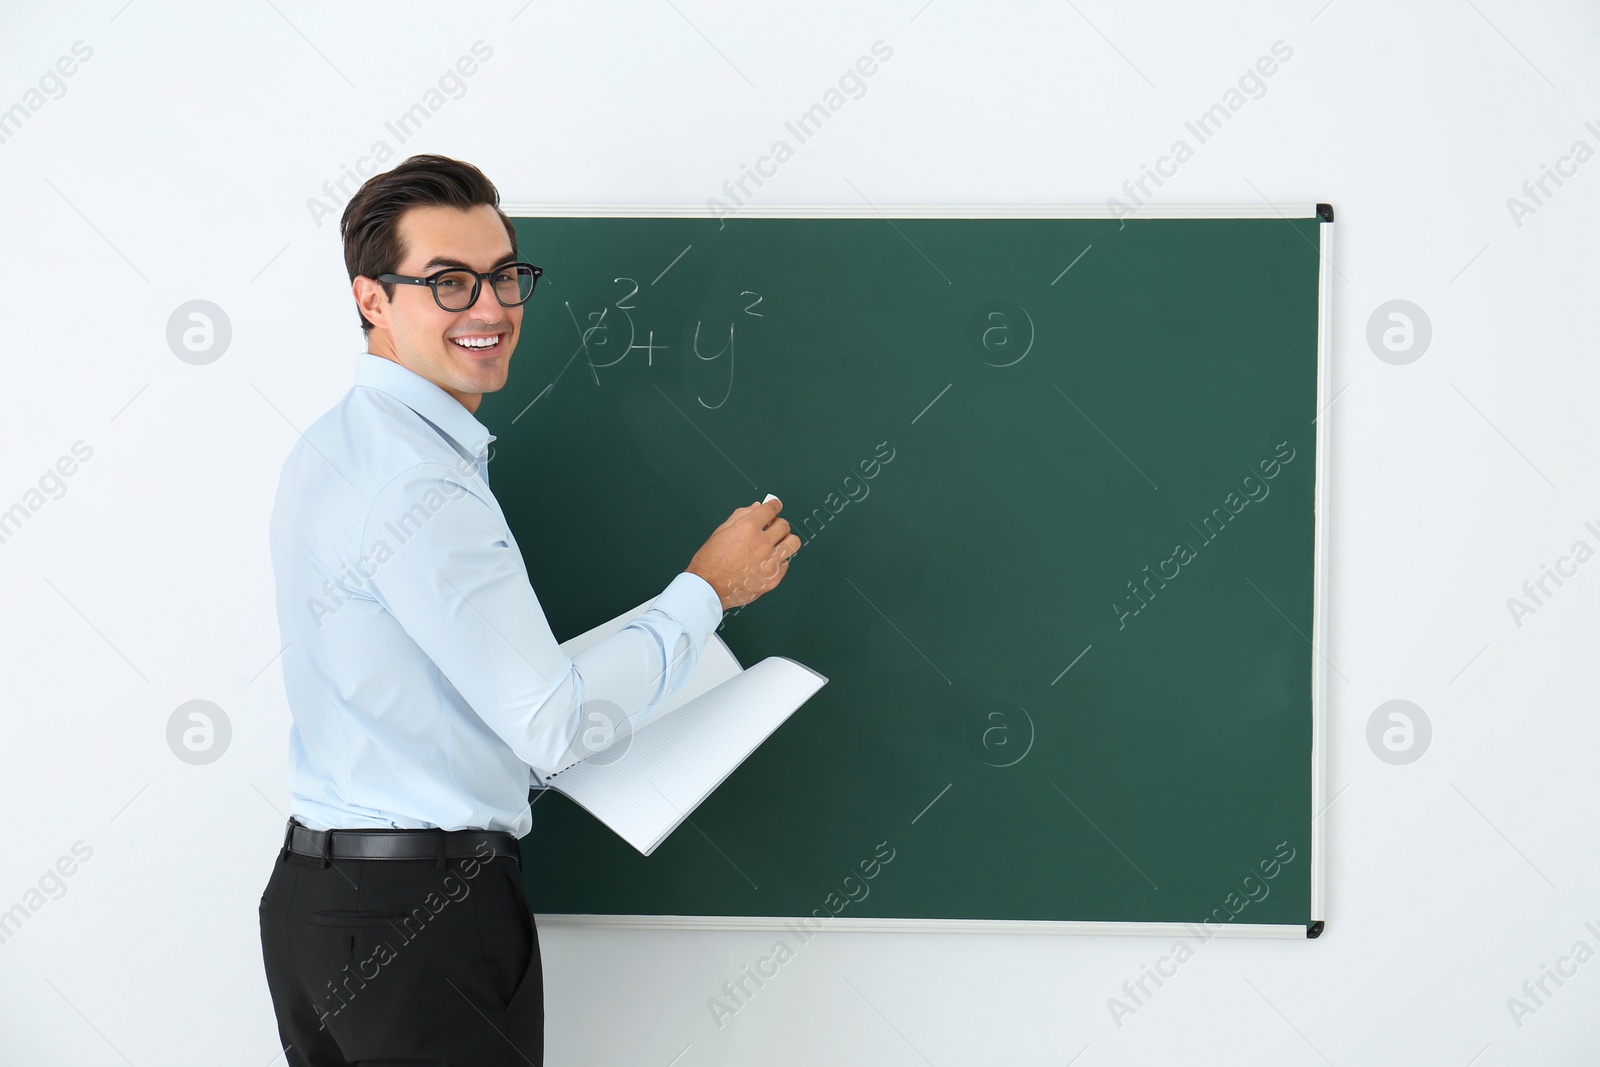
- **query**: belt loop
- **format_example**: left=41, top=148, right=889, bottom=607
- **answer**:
left=279, top=818, right=296, bottom=862
left=319, top=827, right=334, bottom=869
left=435, top=828, right=447, bottom=871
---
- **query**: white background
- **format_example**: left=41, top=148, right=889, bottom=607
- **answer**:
left=1, top=2, right=1597, bottom=1064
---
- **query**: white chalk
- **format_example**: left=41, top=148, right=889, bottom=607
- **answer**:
left=763, top=493, right=779, bottom=503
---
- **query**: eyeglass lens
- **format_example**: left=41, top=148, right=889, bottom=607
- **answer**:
left=433, top=266, right=537, bottom=311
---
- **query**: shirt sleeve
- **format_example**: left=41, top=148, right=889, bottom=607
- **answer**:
left=361, top=462, right=724, bottom=781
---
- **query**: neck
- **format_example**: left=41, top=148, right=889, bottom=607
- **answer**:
left=367, top=334, right=481, bottom=413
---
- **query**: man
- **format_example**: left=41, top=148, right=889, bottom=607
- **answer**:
left=258, top=154, right=799, bottom=1065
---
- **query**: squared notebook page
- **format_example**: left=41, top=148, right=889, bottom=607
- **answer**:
left=548, top=655, right=828, bottom=855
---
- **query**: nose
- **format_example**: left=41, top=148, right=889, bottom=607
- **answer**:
left=467, top=275, right=504, bottom=317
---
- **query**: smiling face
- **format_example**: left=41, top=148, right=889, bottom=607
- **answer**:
left=354, top=203, right=523, bottom=413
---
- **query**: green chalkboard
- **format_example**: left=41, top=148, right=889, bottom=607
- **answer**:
left=482, top=207, right=1331, bottom=934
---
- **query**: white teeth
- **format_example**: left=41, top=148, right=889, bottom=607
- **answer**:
left=452, top=336, right=498, bottom=349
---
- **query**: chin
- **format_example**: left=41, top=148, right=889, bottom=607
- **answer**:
left=477, top=366, right=511, bottom=394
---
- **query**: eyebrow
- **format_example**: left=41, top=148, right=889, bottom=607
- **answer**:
left=419, top=251, right=517, bottom=273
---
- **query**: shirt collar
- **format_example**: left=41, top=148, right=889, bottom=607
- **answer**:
left=355, top=352, right=497, bottom=460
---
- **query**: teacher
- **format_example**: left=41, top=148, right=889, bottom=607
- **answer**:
left=257, top=153, right=799, bottom=1064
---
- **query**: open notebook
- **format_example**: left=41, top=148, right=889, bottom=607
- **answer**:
left=541, top=595, right=828, bottom=856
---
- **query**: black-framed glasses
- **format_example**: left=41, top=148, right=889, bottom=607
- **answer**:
left=378, top=261, right=543, bottom=312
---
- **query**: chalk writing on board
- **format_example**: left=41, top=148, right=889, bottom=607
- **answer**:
left=558, top=283, right=769, bottom=408
left=627, top=329, right=668, bottom=367
left=612, top=277, right=639, bottom=309
left=563, top=302, right=625, bottom=369
left=694, top=321, right=734, bottom=409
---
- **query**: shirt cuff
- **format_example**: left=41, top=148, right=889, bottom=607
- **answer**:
left=651, top=570, right=724, bottom=651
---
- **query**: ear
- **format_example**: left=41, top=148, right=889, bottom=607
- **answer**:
left=352, top=275, right=394, bottom=332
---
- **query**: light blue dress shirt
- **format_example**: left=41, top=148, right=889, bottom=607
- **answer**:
left=269, top=352, right=724, bottom=836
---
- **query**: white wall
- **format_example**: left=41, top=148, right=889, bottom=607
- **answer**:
left=2, top=2, right=1597, bottom=1063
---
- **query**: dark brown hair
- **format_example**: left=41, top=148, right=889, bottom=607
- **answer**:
left=339, top=154, right=518, bottom=333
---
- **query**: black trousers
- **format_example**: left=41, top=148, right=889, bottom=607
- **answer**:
left=258, top=836, right=543, bottom=1065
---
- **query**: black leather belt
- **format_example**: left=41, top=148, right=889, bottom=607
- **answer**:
left=282, top=817, right=521, bottom=870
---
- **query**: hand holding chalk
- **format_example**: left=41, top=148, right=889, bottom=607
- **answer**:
left=761, top=496, right=789, bottom=559
left=687, top=493, right=799, bottom=609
